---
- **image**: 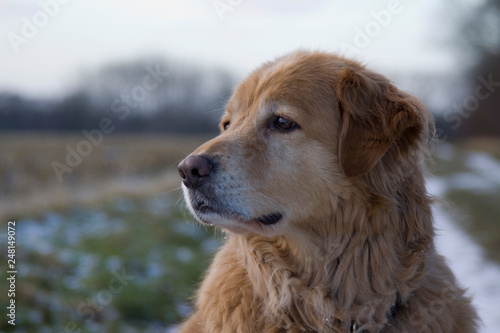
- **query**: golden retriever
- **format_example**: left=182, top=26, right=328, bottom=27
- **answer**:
left=177, top=50, right=478, bottom=332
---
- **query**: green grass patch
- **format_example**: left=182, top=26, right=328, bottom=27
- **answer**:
left=432, top=141, right=500, bottom=264
left=445, top=189, right=500, bottom=263
left=0, top=192, right=221, bottom=332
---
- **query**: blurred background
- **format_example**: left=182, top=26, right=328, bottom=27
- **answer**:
left=0, top=0, right=499, bottom=332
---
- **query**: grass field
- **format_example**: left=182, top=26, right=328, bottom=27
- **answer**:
left=0, top=132, right=499, bottom=331
left=0, top=132, right=212, bottom=219
left=431, top=140, right=500, bottom=263
left=0, top=191, right=222, bottom=332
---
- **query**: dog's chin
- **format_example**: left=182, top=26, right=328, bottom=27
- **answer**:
left=192, top=210, right=249, bottom=234
left=182, top=186, right=283, bottom=234
left=191, top=206, right=284, bottom=234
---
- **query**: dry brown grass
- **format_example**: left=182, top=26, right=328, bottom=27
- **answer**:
left=0, top=132, right=211, bottom=219
left=458, top=136, right=500, bottom=158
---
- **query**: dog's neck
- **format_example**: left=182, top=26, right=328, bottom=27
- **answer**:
left=233, top=173, right=434, bottom=331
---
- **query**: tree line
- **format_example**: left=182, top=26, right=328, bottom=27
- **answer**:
left=0, top=57, right=236, bottom=135
left=0, top=38, right=498, bottom=140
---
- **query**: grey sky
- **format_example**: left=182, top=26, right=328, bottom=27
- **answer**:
left=0, top=0, right=457, bottom=98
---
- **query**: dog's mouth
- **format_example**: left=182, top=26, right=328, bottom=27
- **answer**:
left=192, top=198, right=282, bottom=226
left=195, top=200, right=218, bottom=215
left=255, top=212, right=283, bottom=225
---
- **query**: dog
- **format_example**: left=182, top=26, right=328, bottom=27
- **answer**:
left=177, top=50, right=479, bottom=332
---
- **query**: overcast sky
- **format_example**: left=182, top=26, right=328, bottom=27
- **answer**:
left=0, top=0, right=460, bottom=98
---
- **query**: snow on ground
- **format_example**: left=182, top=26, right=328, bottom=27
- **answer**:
left=464, top=152, right=500, bottom=186
left=428, top=177, right=500, bottom=333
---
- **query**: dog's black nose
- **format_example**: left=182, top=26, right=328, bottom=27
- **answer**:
left=178, top=155, right=213, bottom=189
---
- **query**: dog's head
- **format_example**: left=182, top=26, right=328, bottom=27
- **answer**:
left=178, top=50, right=429, bottom=236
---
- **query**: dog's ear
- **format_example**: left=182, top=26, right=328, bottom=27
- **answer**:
left=337, top=66, right=427, bottom=178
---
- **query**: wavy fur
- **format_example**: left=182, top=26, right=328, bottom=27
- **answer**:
left=178, top=50, right=479, bottom=332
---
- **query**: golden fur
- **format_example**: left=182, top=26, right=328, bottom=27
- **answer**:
left=177, top=50, right=479, bottom=332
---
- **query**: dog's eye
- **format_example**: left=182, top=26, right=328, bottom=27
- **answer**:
left=273, top=116, right=298, bottom=131
left=222, top=121, right=230, bottom=131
